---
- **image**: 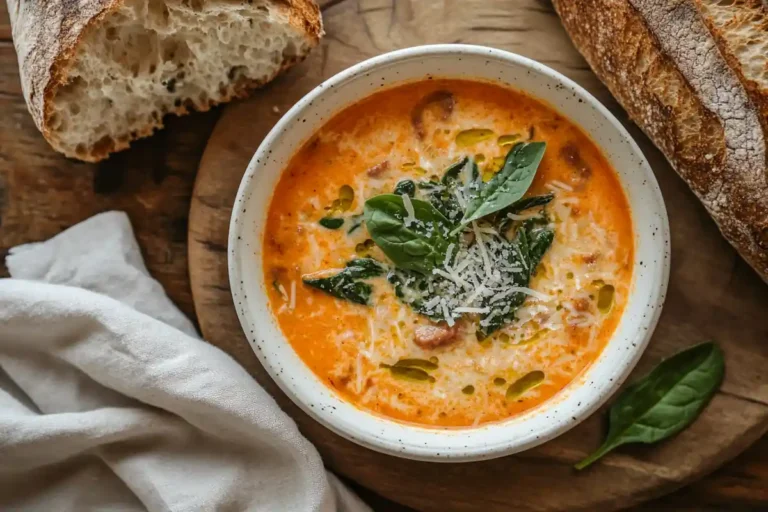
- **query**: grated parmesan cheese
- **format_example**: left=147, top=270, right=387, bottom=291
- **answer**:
left=504, top=286, right=552, bottom=302
left=461, top=157, right=474, bottom=186
left=453, top=306, right=491, bottom=314
left=471, top=222, right=493, bottom=278
left=441, top=301, right=455, bottom=327
left=277, top=284, right=289, bottom=301
left=506, top=211, right=538, bottom=221
left=432, top=268, right=470, bottom=289
left=445, top=243, right=455, bottom=267
left=402, top=193, right=416, bottom=226
left=454, top=188, right=467, bottom=209
left=549, top=179, right=574, bottom=192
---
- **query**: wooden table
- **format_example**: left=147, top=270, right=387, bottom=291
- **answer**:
left=1, top=1, right=767, bottom=510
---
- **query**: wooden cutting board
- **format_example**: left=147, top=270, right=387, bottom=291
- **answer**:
left=188, top=1, right=768, bottom=510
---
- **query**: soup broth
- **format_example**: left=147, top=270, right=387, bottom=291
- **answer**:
left=263, top=79, right=633, bottom=427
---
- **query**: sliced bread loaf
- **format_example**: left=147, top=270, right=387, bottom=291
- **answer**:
left=7, top=0, right=322, bottom=162
left=554, top=0, right=768, bottom=282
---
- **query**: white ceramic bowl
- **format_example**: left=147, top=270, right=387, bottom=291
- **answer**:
left=228, top=45, right=670, bottom=462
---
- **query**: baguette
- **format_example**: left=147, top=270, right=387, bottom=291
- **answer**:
left=553, top=0, right=768, bottom=282
left=7, top=0, right=322, bottom=162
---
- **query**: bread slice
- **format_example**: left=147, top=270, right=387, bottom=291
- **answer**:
left=7, top=0, right=322, bottom=162
left=554, top=0, right=768, bottom=282
left=694, top=0, right=768, bottom=128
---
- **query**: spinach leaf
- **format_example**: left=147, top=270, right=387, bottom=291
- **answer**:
left=419, top=158, right=473, bottom=222
left=477, top=220, right=554, bottom=336
left=387, top=268, right=445, bottom=321
left=496, top=193, right=554, bottom=235
left=364, top=194, right=457, bottom=275
left=526, top=221, right=555, bottom=270
left=461, top=142, right=547, bottom=225
left=427, top=186, right=462, bottom=222
left=302, top=258, right=385, bottom=305
left=342, top=258, right=384, bottom=277
left=575, top=342, right=724, bottom=470
left=347, top=214, right=364, bottom=234
left=442, top=157, right=471, bottom=185
left=394, top=180, right=416, bottom=197
left=319, top=217, right=344, bottom=230
left=505, top=193, right=554, bottom=215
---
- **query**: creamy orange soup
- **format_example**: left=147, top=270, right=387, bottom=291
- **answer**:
left=263, top=79, right=633, bottom=427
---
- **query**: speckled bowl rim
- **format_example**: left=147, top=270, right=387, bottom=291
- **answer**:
left=228, top=44, right=670, bottom=462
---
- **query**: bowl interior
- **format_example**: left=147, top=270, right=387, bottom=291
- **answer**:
left=228, top=45, right=670, bottom=462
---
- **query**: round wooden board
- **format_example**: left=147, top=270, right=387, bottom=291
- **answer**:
left=189, top=1, right=768, bottom=510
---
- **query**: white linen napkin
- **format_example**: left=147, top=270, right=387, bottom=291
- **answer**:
left=0, top=211, right=370, bottom=512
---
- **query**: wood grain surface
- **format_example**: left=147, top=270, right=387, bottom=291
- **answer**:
left=0, top=0, right=766, bottom=510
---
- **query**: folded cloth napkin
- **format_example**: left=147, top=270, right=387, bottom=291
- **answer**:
left=0, top=211, right=370, bottom=512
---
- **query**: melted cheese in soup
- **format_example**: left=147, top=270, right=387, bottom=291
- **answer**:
left=262, top=79, right=633, bottom=427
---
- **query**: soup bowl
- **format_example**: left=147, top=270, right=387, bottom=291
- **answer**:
left=228, top=44, right=670, bottom=462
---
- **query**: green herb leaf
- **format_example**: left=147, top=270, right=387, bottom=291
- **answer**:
left=461, top=142, right=547, bottom=225
left=302, top=258, right=385, bottom=305
left=575, top=342, right=725, bottom=470
left=394, top=180, right=416, bottom=197
left=319, top=217, right=344, bottom=230
left=364, top=194, right=457, bottom=275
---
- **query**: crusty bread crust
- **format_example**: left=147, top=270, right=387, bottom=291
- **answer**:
left=6, top=0, right=323, bottom=162
left=8, top=0, right=115, bottom=140
left=694, top=0, right=768, bottom=129
left=554, top=0, right=768, bottom=282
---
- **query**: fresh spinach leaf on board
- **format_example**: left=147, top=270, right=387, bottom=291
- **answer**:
left=461, top=141, right=547, bottom=226
left=575, top=342, right=725, bottom=470
left=319, top=217, right=344, bottom=230
left=364, top=194, right=458, bottom=275
left=302, top=258, right=385, bottom=305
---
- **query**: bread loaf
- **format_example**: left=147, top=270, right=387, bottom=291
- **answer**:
left=553, top=0, right=768, bottom=282
left=7, top=0, right=322, bottom=162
